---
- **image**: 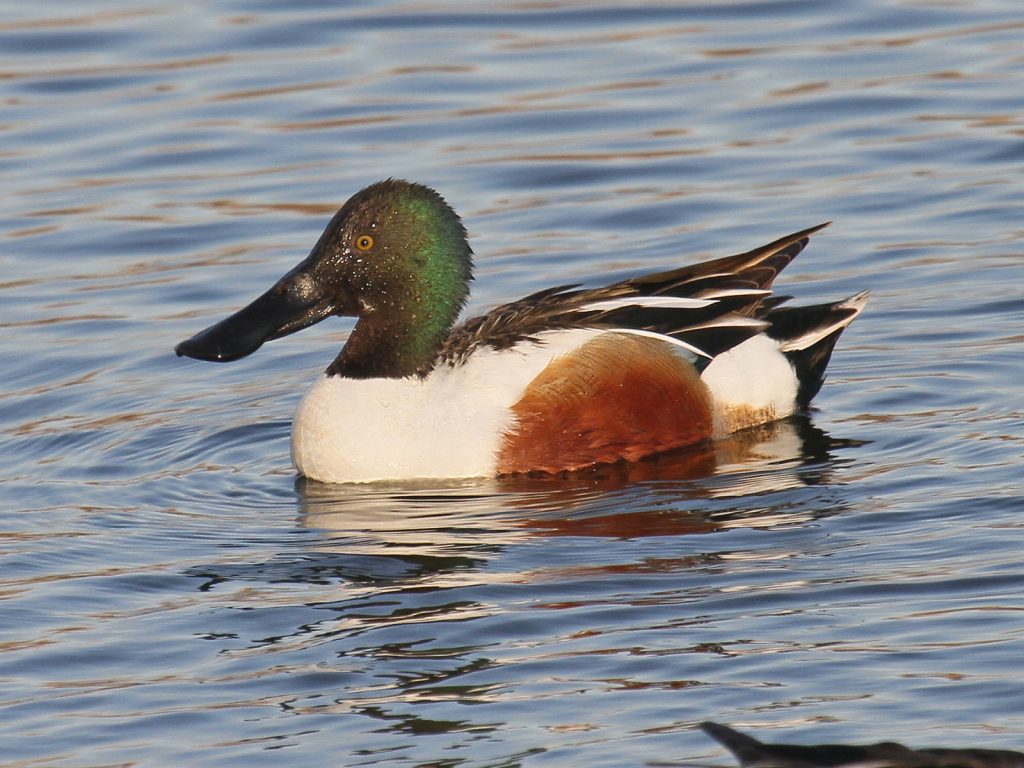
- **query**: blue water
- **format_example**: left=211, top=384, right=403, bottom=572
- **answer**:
left=2, top=1, right=1023, bottom=766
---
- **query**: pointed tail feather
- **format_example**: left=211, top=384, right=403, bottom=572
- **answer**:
left=627, top=223, right=831, bottom=295
left=700, top=722, right=773, bottom=766
left=766, top=291, right=869, bottom=408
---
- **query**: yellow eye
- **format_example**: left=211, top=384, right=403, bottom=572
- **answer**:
left=355, top=234, right=374, bottom=251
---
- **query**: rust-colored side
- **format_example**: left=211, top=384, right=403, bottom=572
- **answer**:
left=496, top=333, right=714, bottom=474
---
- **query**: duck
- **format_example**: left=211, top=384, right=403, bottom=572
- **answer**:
left=175, top=179, right=867, bottom=483
left=699, top=721, right=1024, bottom=768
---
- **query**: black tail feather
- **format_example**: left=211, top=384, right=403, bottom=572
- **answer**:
left=766, top=291, right=869, bottom=408
left=765, top=290, right=868, bottom=409
left=784, top=327, right=846, bottom=408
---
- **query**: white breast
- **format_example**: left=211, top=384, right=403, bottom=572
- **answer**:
left=290, top=329, right=603, bottom=483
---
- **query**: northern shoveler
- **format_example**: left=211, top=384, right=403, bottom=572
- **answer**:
left=699, top=721, right=1024, bottom=768
left=175, top=179, right=867, bottom=483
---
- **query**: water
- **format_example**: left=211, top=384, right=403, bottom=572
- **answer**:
left=2, top=1, right=1023, bottom=765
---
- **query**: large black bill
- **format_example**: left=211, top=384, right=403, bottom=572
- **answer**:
left=175, top=279, right=331, bottom=362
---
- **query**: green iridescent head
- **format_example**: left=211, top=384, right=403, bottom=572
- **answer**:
left=174, top=180, right=474, bottom=379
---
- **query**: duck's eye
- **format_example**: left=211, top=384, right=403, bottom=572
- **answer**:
left=355, top=234, right=374, bottom=251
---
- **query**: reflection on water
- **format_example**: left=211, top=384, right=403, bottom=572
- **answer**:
left=164, top=420, right=868, bottom=762
left=179, top=419, right=860, bottom=699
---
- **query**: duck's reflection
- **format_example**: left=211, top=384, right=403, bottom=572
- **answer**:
left=182, top=420, right=865, bottom=749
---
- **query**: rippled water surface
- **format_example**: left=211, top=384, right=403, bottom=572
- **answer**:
left=2, top=1, right=1023, bottom=766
